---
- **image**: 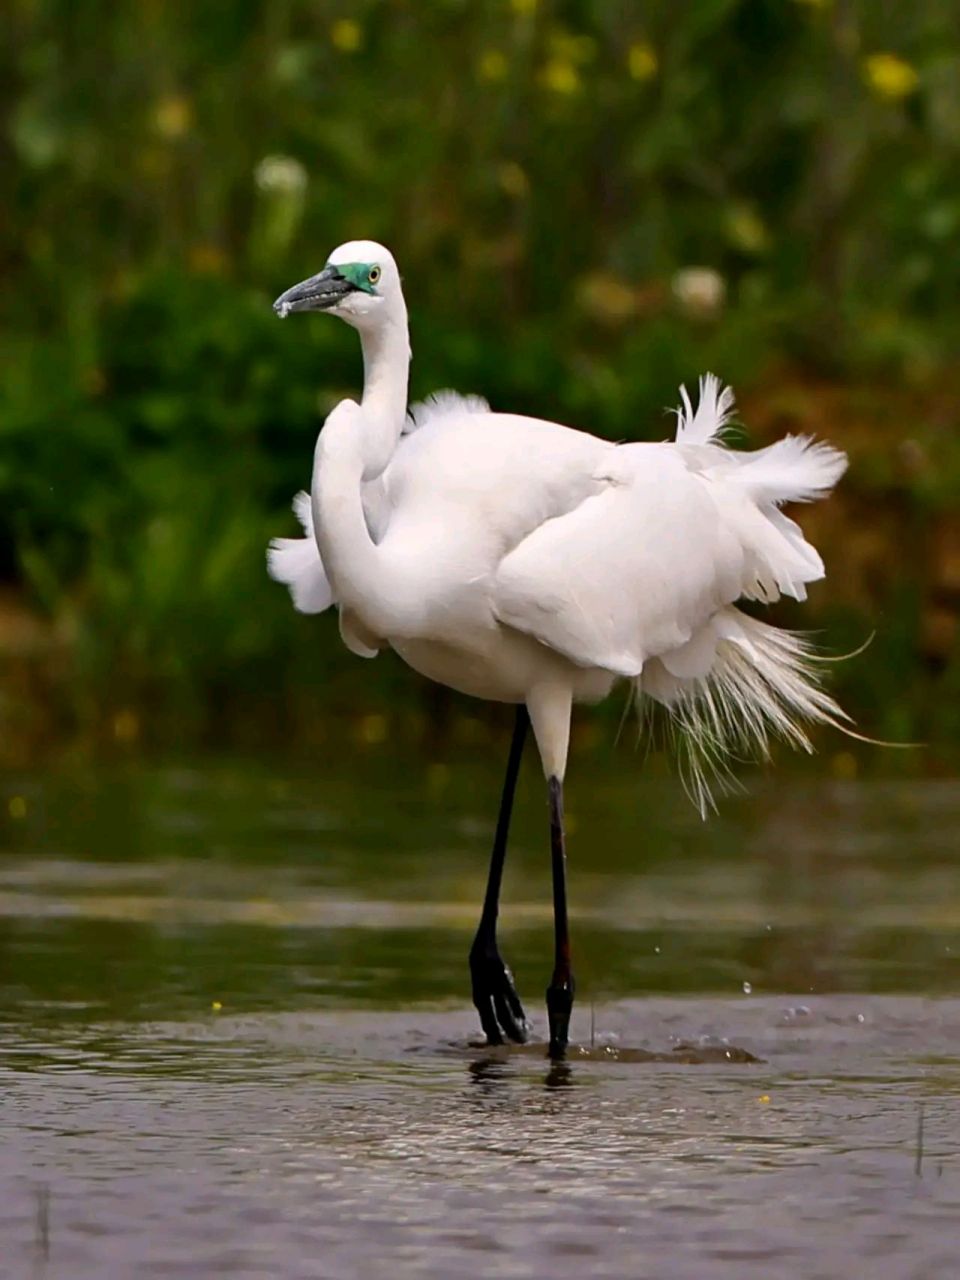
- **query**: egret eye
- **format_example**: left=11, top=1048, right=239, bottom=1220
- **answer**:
left=369, top=265, right=381, bottom=285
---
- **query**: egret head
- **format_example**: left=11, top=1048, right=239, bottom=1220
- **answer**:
left=273, top=241, right=402, bottom=331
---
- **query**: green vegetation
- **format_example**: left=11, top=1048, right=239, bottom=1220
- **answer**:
left=2, top=0, right=958, bottom=763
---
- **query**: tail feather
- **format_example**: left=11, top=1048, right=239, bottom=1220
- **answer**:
left=677, top=380, right=848, bottom=607
left=656, top=376, right=853, bottom=812
left=674, top=376, right=848, bottom=507
left=731, top=435, right=848, bottom=507
left=733, top=505, right=825, bottom=605
left=266, top=490, right=334, bottom=614
left=637, top=607, right=850, bottom=816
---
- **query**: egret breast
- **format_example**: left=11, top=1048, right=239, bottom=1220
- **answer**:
left=390, top=631, right=617, bottom=706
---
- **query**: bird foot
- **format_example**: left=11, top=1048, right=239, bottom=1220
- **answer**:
left=546, top=977, right=575, bottom=1060
left=469, top=942, right=529, bottom=1046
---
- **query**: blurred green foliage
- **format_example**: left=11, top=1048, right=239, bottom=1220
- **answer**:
left=1, top=0, right=958, bottom=759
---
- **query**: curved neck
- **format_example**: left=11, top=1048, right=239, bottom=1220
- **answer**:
left=312, top=419, right=377, bottom=604
left=311, top=412, right=411, bottom=635
left=357, top=302, right=410, bottom=481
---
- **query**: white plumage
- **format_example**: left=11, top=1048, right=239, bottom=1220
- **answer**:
left=269, top=351, right=848, bottom=809
left=267, top=240, right=852, bottom=1053
left=266, top=492, right=333, bottom=614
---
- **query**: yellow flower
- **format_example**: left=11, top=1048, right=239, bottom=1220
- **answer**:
left=478, top=49, right=508, bottom=82
left=189, top=244, right=228, bottom=275
left=831, top=751, right=858, bottom=780
left=357, top=712, right=387, bottom=745
left=539, top=59, right=580, bottom=95
left=8, top=796, right=27, bottom=820
left=627, top=42, right=657, bottom=82
left=511, top=0, right=538, bottom=15
left=497, top=161, right=529, bottom=199
left=576, top=272, right=636, bottom=325
left=727, top=204, right=769, bottom=254
left=331, top=18, right=362, bottom=53
left=863, top=53, right=918, bottom=101
left=153, top=95, right=192, bottom=140
left=113, top=709, right=140, bottom=744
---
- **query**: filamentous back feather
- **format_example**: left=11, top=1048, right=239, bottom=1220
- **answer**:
left=637, top=607, right=851, bottom=817
left=404, top=390, right=490, bottom=434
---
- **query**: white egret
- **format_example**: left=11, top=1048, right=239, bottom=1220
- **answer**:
left=268, top=241, right=850, bottom=1058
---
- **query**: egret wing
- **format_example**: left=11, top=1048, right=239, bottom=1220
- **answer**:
left=492, top=445, right=744, bottom=677
left=267, top=491, right=334, bottom=614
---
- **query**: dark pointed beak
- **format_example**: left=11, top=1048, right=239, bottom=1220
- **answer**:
left=273, top=266, right=355, bottom=317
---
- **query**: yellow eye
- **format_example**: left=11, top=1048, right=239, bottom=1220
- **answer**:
left=369, top=265, right=381, bottom=285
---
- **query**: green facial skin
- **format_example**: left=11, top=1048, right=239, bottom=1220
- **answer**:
left=330, top=262, right=380, bottom=295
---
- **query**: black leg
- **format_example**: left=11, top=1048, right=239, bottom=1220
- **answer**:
left=469, top=706, right=530, bottom=1045
left=545, top=775, right=574, bottom=1059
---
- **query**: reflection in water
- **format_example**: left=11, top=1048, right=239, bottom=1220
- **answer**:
left=543, top=1060, right=575, bottom=1091
left=467, top=1052, right=576, bottom=1094
left=0, top=761, right=959, bottom=1277
left=468, top=1055, right=515, bottom=1094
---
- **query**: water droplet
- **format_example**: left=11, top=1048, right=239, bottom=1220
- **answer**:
left=856, top=1013, right=865, bottom=1023
left=742, top=981, right=753, bottom=995
left=654, top=945, right=661, bottom=954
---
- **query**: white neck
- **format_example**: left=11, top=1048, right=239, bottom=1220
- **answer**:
left=356, top=301, right=410, bottom=481
left=311, top=410, right=413, bottom=637
left=312, top=417, right=378, bottom=604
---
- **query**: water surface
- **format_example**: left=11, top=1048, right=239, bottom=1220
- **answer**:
left=1, top=757, right=958, bottom=1277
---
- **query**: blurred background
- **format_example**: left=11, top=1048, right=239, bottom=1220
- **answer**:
left=2, top=0, right=959, bottom=769
left=5, top=10, right=960, bottom=1269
